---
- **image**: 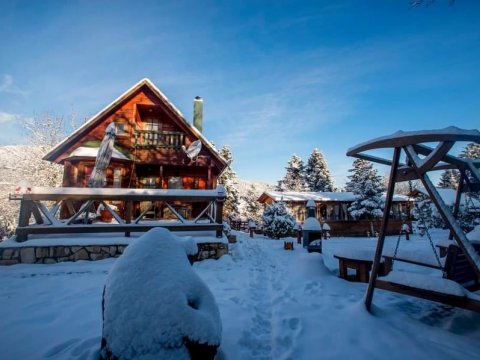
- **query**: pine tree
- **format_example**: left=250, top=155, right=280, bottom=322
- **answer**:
left=305, top=149, right=335, bottom=192
left=460, top=142, right=480, bottom=160
left=242, top=184, right=263, bottom=224
left=437, top=169, right=458, bottom=189
left=346, top=159, right=385, bottom=232
left=279, top=154, right=306, bottom=192
left=262, top=201, right=296, bottom=239
left=217, top=145, right=240, bottom=218
left=411, top=193, right=434, bottom=228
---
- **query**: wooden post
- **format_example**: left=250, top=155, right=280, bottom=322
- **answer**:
left=365, top=147, right=401, bottom=311
left=215, top=185, right=226, bottom=238
left=16, top=199, right=32, bottom=242
left=125, top=201, right=132, bottom=237
left=450, top=171, right=464, bottom=240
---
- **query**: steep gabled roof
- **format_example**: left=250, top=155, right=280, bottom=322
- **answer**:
left=43, top=78, right=227, bottom=169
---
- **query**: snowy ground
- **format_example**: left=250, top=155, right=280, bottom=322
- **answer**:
left=1, top=230, right=480, bottom=359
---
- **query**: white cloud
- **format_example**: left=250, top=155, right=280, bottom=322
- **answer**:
left=0, top=111, right=32, bottom=124
left=0, top=112, right=17, bottom=123
left=0, top=74, right=27, bottom=95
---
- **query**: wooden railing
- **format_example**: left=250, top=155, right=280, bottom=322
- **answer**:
left=10, top=186, right=226, bottom=242
left=135, top=130, right=186, bottom=148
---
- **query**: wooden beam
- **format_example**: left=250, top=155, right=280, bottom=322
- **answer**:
left=365, top=146, right=402, bottom=311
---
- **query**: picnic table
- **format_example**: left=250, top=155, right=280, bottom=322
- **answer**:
left=334, top=249, right=385, bottom=283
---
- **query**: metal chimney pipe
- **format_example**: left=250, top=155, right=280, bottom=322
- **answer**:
left=193, top=96, right=203, bottom=133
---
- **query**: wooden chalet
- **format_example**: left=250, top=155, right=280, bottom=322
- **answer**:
left=43, top=78, right=227, bottom=219
left=258, top=191, right=413, bottom=236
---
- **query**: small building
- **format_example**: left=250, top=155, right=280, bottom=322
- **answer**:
left=258, top=191, right=412, bottom=236
left=43, top=78, right=228, bottom=219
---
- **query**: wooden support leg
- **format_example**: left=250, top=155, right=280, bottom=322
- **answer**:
left=125, top=201, right=132, bottom=237
left=16, top=200, right=32, bottom=242
left=365, top=147, right=401, bottom=311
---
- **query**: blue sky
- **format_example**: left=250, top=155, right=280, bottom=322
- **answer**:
left=0, top=0, right=479, bottom=187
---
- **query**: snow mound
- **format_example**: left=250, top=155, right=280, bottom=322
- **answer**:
left=101, top=228, right=221, bottom=360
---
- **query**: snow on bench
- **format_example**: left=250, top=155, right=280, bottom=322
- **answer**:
left=333, top=248, right=380, bottom=262
left=379, top=271, right=467, bottom=297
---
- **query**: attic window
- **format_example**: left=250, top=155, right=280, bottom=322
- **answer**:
left=116, top=123, right=128, bottom=136
left=144, top=118, right=160, bottom=132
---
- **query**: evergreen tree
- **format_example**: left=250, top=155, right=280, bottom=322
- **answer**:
left=242, top=184, right=263, bottom=224
left=279, top=154, right=306, bottom=192
left=459, top=142, right=480, bottom=200
left=346, top=159, right=385, bottom=232
left=305, top=149, right=335, bottom=192
left=411, top=193, right=434, bottom=228
left=460, top=142, right=480, bottom=160
left=217, top=145, right=240, bottom=218
left=437, top=169, right=458, bottom=189
left=262, top=201, right=296, bottom=239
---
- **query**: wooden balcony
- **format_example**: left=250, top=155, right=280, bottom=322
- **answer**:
left=136, top=130, right=186, bottom=148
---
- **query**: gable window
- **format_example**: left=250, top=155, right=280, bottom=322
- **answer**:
left=116, top=123, right=128, bottom=136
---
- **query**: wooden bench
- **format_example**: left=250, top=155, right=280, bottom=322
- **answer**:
left=334, top=250, right=386, bottom=283
left=376, top=243, right=480, bottom=312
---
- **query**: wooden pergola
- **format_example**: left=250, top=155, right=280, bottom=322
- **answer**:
left=347, top=127, right=480, bottom=311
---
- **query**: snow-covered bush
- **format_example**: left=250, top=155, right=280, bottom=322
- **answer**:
left=101, top=228, right=221, bottom=360
left=262, top=201, right=296, bottom=239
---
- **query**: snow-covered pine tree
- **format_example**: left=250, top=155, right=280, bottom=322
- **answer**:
left=437, top=169, right=459, bottom=189
left=262, top=201, right=296, bottom=239
left=459, top=142, right=480, bottom=201
left=346, top=159, right=385, bottom=233
left=279, top=154, right=306, bottom=192
left=217, top=145, right=240, bottom=218
left=305, top=149, right=335, bottom=192
left=460, top=142, right=480, bottom=160
left=411, top=193, right=435, bottom=228
left=242, top=184, right=263, bottom=224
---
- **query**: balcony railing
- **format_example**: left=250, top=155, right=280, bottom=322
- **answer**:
left=136, top=130, right=186, bottom=148
left=10, top=186, right=227, bottom=242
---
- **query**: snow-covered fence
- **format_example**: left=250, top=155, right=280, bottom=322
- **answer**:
left=10, top=186, right=226, bottom=242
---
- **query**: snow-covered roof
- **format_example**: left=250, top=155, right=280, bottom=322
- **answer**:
left=43, top=78, right=227, bottom=168
left=65, top=146, right=130, bottom=161
left=347, top=126, right=480, bottom=156
left=259, top=191, right=410, bottom=203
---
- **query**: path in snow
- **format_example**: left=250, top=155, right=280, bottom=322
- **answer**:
left=238, top=239, right=301, bottom=360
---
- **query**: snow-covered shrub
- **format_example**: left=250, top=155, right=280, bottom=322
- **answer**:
left=101, top=228, right=221, bottom=360
left=262, top=201, right=296, bottom=239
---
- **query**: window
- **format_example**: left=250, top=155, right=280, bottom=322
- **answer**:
left=168, top=177, right=183, bottom=189
left=144, top=118, right=160, bottom=132
left=116, top=123, right=128, bottom=136
left=113, top=168, right=122, bottom=188
left=139, top=177, right=157, bottom=189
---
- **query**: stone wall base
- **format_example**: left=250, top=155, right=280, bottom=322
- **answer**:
left=0, top=242, right=228, bottom=266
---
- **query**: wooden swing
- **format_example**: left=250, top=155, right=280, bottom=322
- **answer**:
left=347, top=127, right=480, bottom=312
